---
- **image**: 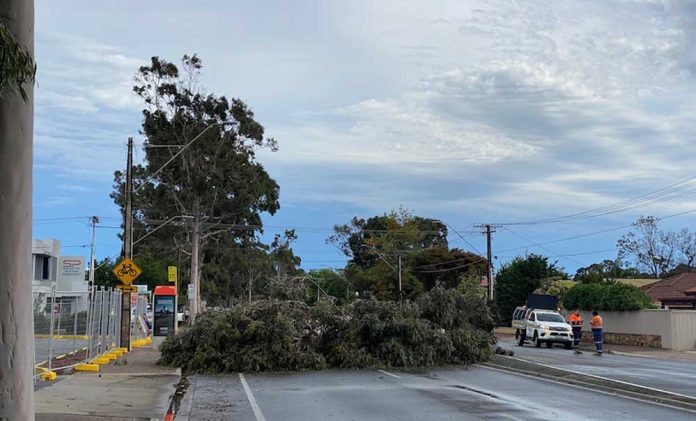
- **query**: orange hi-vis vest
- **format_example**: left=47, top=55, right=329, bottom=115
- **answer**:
left=590, top=315, right=603, bottom=329
left=569, top=313, right=583, bottom=326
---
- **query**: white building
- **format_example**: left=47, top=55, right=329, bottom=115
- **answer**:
left=32, top=239, right=88, bottom=314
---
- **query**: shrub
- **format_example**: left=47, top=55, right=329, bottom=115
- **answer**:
left=160, top=286, right=495, bottom=373
left=561, top=283, right=654, bottom=311
left=159, top=300, right=327, bottom=373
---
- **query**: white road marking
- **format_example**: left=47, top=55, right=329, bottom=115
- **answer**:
left=478, top=364, right=696, bottom=415
left=239, top=373, right=267, bottom=421
left=500, top=355, right=696, bottom=400
left=377, top=369, right=401, bottom=379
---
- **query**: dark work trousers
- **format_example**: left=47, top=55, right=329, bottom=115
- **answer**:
left=572, top=326, right=582, bottom=349
left=592, top=328, right=603, bottom=354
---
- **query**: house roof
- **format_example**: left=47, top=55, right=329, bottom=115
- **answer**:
left=685, top=287, right=696, bottom=296
left=641, top=273, right=696, bottom=302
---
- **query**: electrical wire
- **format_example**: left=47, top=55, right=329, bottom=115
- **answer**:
left=493, top=175, right=696, bottom=226
left=503, top=226, right=585, bottom=266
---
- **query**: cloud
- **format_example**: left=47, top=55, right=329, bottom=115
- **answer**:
left=37, top=196, right=75, bottom=208
left=257, top=0, right=696, bottom=224
left=57, top=184, right=93, bottom=193
left=37, top=91, right=98, bottom=113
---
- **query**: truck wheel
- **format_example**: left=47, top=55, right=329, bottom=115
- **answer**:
left=565, top=342, right=572, bottom=350
left=534, top=333, right=542, bottom=348
left=518, top=333, right=526, bottom=346
left=545, top=341, right=553, bottom=348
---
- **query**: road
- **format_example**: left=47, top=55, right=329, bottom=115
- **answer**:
left=34, top=338, right=88, bottom=364
left=497, top=337, right=696, bottom=398
left=181, top=367, right=695, bottom=420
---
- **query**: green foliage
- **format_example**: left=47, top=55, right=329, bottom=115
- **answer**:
left=159, top=300, right=326, bottom=373
left=409, top=246, right=487, bottom=291
left=329, top=207, right=448, bottom=269
left=495, top=254, right=567, bottom=324
left=574, top=259, right=644, bottom=283
left=306, top=269, right=350, bottom=304
left=160, top=286, right=495, bottom=373
left=534, top=279, right=576, bottom=300
left=0, top=22, right=36, bottom=101
left=329, top=208, right=487, bottom=300
left=111, top=54, right=285, bottom=305
left=561, top=283, right=655, bottom=311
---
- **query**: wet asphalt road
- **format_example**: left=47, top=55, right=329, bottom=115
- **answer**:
left=34, top=338, right=89, bottom=364
left=182, top=367, right=695, bottom=420
left=497, top=337, right=696, bottom=398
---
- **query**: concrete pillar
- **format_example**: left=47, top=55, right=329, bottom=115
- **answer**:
left=0, top=0, right=35, bottom=419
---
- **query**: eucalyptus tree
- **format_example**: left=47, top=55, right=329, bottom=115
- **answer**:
left=113, top=55, right=279, bottom=318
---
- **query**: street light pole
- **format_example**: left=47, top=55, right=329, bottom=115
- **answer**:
left=88, top=216, right=99, bottom=290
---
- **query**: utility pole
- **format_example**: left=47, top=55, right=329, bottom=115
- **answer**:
left=120, top=137, right=133, bottom=349
left=485, top=225, right=494, bottom=301
left=88, top=216, right=99, bottom=289
left=0, top=0, right=35, bottom=417
left=474, top=224, right=498, bottom=301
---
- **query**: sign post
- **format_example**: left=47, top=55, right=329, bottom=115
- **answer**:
left=168, top=266, right=178, bottom=332
left=113, top=256, right=142, bottom=348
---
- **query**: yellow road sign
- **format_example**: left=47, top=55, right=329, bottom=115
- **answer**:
left=168, top=266, right=177, bottom=283
left=112, top=258, right=142, bottom=285
left=116, top=284, right=138, bottom=293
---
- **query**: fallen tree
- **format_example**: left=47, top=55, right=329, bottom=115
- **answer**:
left=159, top=286, right=495, bottom=373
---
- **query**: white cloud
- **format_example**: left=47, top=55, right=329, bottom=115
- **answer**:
left=37, top=196, right=75, bottom=208
left=255, top=0, right=696, bottom=223
left=37, top=91, right=98, bottom=113
left=57, top=184, right=93, bottom=193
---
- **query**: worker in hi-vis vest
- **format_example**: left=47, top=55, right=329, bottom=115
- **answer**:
left=590, top=310, right=603, bottom=356
left=569, top=309, right=583, bottom=355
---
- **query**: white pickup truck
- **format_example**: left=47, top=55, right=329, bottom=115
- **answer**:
left=512, top=307, right=573, bottom=349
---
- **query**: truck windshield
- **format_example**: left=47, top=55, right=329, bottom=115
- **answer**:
left=536, top=313, right=565, bottom=323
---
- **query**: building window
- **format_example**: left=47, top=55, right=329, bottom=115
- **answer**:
left=42, top=256, right=50, bottom=280
left=34, top=255, right=55, bottom=281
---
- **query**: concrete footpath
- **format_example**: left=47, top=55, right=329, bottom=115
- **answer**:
left=35, top=337, right=180, bottom=420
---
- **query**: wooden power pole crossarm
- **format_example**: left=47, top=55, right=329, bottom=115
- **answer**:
left=0, top=1, right=36, bottom=418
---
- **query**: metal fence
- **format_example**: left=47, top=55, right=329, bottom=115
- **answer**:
left=33, top=287, right=151, bottom=380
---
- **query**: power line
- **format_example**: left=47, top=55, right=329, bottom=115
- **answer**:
left=493, top=175, right=696, bottom=226
left=503, top=226, right=585, bottom=266
left=495, top=207, right=696, bottom=254
left=412, top=257, right=487, bottom=273
left=445, top=223, right=483, bottom=255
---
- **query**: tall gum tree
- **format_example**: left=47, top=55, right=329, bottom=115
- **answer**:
left=0, top=1, right=36, bottom=418
left=112, top=55, right=279, bottom=318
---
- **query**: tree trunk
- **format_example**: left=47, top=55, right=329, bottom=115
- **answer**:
left=0, top=1, right=35, bottom=419
left=190, top=221, right=200, bottom=321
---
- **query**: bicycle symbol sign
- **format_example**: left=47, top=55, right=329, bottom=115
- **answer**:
left=112, top=258, right=142, bottom=285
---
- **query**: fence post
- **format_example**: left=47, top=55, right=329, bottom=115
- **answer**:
left=86, top=288, right=94, bottom=359
left=56, top=298, right=62, bottom=336
left=47, top=289, right=56, bottom=373
left=110, top=290, right=117, bottom=350
left=99, top=288, right=106, bottom=355
left=72, top=296, right=78, bottom=354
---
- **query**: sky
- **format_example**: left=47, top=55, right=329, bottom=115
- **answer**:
left=32, top=0, right=696, bottom=276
